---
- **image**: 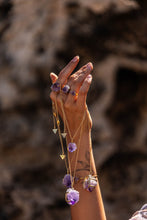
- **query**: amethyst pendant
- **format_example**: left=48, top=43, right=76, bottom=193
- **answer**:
left=62, top=174, right=73, bottom=188
left=83, top=175, right=97, bottom=192
left=51, top=82, right=60, bottom=92
left=65, top=188, right=79, bottom=205
left=67, top=143, right=77, bottom=152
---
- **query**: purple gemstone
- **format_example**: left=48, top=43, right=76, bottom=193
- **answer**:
left=70, top=91, right=76, bottom=96
left=51, top=82, right=60, bottom=92
left=67, top=143, right=77, bottom=153
left=62, top=174, right=73, bottom=188
left=62, top=85, right=70, bottom=94
left=83, top=175, right=97, bottom=192
left=65, top=188, right=79, bottom=206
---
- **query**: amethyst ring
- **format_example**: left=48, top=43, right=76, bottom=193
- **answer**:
left=70, top=90, right=78, bottom=97
left=62, top=85, right=70, bottom=94
left=51, top=82, right=60, bottom=92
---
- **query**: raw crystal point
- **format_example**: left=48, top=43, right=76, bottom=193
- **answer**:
left=67, top=143, right=77, bottom=152
left=65, top=188, right=79, bottom=206
left=62, top=174, right=73, bottom=188
left=51, top=82, right=60, bottom=92
left=83, top=175, right=97, bottom=192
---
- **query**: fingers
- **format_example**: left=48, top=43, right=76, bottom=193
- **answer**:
left=57, top=56, right=79, bottom=84
left=50, top=56, right=79, bottom=102
left=50, top=59, right=93, bottom=112
left=76, top=74, right=92, bottom=107
left=65, top=62, right=93, bottom=104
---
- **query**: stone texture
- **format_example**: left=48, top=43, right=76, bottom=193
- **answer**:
left=0, top=0, right=147, bottom=219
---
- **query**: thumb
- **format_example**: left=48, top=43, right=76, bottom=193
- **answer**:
left=50, top=72, right=58, bottom=83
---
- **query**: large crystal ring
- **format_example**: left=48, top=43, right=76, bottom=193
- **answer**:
left=65, top=188, right=79, bottom=206
left=62, top=85, right=70, bottom=94
left=51, top=82, right=60, bottom=92
left=83, top=175, right=97, bottom=192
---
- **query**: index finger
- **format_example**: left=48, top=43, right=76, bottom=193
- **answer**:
left=57, top=55, right=80, bottom=84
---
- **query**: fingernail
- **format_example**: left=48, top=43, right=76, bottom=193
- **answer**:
left=87, top=62, right=93, bottom=70
left=50, top=72, right=53, bottom=79
left=72, top=55, right=79, bottom=62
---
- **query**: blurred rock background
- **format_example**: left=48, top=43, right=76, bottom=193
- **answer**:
left=0, top=0, right=147, bottom=219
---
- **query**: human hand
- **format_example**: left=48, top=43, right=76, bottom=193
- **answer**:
left=50, top=56, right=93, bottom=136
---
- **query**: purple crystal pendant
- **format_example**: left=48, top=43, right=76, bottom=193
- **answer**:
left=62, top=85, right=70, bottom=94
left=62, top=174, right=73, bottom=188
left=83, top=175, right=97, bottom=192
left=65, top=188, right=79, bottom=205
left=51, top=82, right=60, bottom=92
left=67, top=143, right=77, bottom=152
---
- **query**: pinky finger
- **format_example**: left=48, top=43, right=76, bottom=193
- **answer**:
left=77, top=74, right=92, bottom=107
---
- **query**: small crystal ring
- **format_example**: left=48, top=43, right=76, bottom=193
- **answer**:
left=62, top=85, right=70, bottom=94
left=70, top=90, right=78, bottom=97
left=51, top=82, right=60, bottom=92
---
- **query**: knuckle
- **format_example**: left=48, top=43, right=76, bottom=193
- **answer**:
left=70, top=75, right=76, bottom=82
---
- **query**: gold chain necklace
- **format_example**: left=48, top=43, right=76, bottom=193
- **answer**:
left=51, top=96, right=97, bottom=205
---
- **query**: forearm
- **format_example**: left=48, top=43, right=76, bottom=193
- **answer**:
left=67, top=131, right=106, bottom=220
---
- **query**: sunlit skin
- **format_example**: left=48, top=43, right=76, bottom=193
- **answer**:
left=50, top=56, right=106, bottom=220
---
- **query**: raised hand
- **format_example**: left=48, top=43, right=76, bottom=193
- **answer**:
left=50, top=56, right=93, bottom=135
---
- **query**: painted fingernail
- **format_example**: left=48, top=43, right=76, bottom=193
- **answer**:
left=87, top=62, right=93, bottom=70
left=72, top=55, right=79, bottom=62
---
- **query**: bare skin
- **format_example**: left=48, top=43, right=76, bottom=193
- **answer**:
left=50, top=56, right=106, bottom=220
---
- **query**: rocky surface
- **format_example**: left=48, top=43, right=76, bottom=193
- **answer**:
left=0, top=0, right=147, bottom=219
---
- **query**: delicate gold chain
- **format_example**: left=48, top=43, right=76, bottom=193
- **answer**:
left=60, top=100, right=86, bottom=166
left=52, top=102, right=56, bottom=130
left=65, top=112, right=85, bottom=188
left=52, top=97, right=93, bottom=188
left=52, top=100, right=69, bottom=174
left=72, top=113, right=85, bottom=187
left=60, top=101, right=85, bottom=142
left=60, top=99, right=86, bottom=188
